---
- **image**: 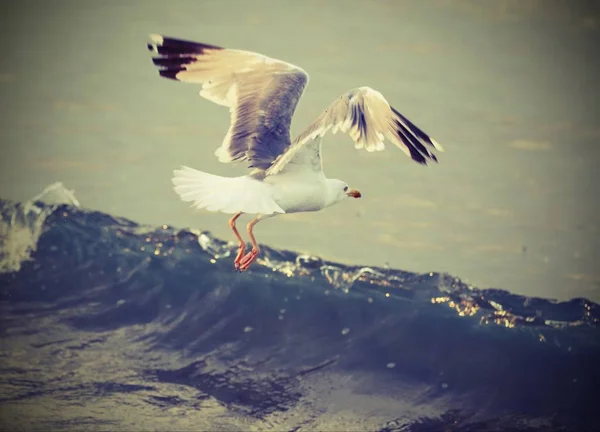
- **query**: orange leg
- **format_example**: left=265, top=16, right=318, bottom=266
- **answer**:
left=238, top=216, right=262, bottom=272
left=228, top=212, right=245, bottom=269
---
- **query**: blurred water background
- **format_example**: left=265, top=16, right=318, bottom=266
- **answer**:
left=1, top=0, right=599, bottom=301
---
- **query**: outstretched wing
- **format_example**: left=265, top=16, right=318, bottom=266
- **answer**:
left=266, top=87, right=443, bottom=175
left=147, top=34, right=309, bottom=171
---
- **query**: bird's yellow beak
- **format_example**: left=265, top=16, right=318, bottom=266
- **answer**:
left=346, top=188, right=361, bottom=199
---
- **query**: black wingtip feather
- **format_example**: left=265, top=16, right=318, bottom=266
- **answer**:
left=408, top=147, right=428, bottom=164
left=391, top=106, right=437, bottom=148
left=159, top=69, right=183, bottom=80
left=148, top=35, right=223, bottom=81
left=151, top=36, right=222, bottom=56
left=152, top=55, right=197, bottom=68
left=390, top=106, right=440, bottom=165
left=395, top=120, right=438, bottom=164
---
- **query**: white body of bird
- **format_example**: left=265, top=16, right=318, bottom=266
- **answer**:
left=172, top=165, right=349, bottom=215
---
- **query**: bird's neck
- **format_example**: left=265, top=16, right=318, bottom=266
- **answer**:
left=323, top=178, right=344, bottom=208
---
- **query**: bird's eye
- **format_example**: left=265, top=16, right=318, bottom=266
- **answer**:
left=343, top=186, right=348, bottom=192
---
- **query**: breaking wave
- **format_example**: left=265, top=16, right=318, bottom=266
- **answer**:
left=1, top=184, right=598, bottom=431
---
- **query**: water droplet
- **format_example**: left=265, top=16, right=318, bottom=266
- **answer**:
left=197, top=232, right=231, bottom=259
left=341, top=328, right=350, bottom=335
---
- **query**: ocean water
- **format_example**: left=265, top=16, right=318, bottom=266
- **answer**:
left=1, top=184, right=598, bottom=431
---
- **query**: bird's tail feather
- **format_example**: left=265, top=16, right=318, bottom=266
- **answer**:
left=172, top=166, right=284, bottom=215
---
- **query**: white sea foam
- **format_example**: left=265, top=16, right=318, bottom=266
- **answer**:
left=0, top=182, right=80, bottom=273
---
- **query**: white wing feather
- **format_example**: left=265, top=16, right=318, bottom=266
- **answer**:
left=267, top=87, right=443, bottom=175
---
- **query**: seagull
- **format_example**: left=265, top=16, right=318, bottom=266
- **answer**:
left=147, top=34, right=443, bottom=272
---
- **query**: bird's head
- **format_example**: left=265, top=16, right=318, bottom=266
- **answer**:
left=325, top=179, right=361, bottom=207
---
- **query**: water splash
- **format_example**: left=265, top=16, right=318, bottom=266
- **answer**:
left=186, top=231, right=600, bottom=330
left=0, top=182, right=80, bottom=273
left=195, top=230, right=232, bottom=260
